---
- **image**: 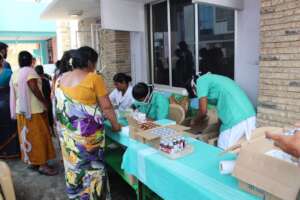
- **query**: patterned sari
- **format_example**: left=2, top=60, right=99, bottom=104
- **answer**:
left=55, top=85, right=110, bottom=200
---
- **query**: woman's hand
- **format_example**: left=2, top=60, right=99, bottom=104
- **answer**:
left=97, top=95, right=121, bottom=133
left=266, top=131, right=300, bottom=158
left=191, top=97, right=208, bottom=127
left=111, top=123, right=122, bottom=132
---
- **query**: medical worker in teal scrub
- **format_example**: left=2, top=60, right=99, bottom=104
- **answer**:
left=132, top=82, right=169, bottom=120
left=186, top=73, right=256, bottom=149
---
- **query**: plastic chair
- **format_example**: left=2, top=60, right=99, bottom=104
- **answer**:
left=169, top=104, right=186, bottom=125
left=0, top=161, right=16, bottom=200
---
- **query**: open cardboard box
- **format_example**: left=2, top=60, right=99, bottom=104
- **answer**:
left=126, top=115, right=189, bottom=148
left=184, top=109, right=220, bottom=143
left=232, top=127, right=300, bottom=200
left=221, top=127, right=284, bottom=155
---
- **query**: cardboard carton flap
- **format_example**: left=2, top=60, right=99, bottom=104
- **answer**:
left=237, top=127, right=283, bottom=146
left=233, top=137, right=300, bottom=200
left=222, top=127, right=283, bottom=154
left=138, top=131, right=161, bottom=140
left=166, top=124, right=190, bottom=132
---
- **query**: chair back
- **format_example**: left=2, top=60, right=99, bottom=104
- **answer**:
left=0, top=162, right=16, bottom=200
left=169, top=104, right=186, bottom=124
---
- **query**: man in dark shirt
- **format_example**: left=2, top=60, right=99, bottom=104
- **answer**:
left=0, top=42, right=11, bottom=70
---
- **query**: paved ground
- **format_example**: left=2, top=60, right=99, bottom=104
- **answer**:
left=4, top=140, right=136, bottom=200
left=6, top=159, right=67, bottom=200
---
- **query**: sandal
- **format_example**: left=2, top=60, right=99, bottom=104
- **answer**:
left=28, top=165, right=39, bottom=171
left=38, top=166, right=58, bottom=176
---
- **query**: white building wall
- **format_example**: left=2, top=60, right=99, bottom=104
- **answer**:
left=235, top=0, right=260, bottom=106
left=100, top=0, right=145, bottom=32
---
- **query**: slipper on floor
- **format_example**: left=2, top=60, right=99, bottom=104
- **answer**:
left=28, top=165, right=39, bottom=171
left=38, top=167, right=58, bottom=176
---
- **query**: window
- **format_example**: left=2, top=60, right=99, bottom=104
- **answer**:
left=149, top=1, right=235, bottom=88
left=198, top=4, right=235, bottom=79
left=152, top=1, right=169, bottom=85
left=199, top=6, right=213, bottom=34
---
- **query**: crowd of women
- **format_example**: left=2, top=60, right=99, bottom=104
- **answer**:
left=1, top=41, right=300, bottom=200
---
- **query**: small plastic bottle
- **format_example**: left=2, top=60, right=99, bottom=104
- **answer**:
left=172, top=138, right=177, bottom=153
left=169, top=142, right=174, bottom=154
left=182, top=137, right=186, bottom=148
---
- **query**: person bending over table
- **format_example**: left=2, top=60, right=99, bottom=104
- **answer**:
left=186, top=72, right=256, bottom=149
left=132, top=82, right=169, bottom=121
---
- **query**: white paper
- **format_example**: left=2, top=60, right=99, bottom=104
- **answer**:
left=284, top=128, right=300, bottom=136
left=265, top=149, right=299, bottom=165
left=132, top=111, right=146, bottom=123
left=219, top=160, right=236, bottom=175
left=121, top=126, right=130, bottom=137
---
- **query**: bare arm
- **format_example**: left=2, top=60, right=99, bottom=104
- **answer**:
left=27, top=79, right=48, bottom=110
left=51, top=76, right=57, bottom=99
left=97, top=95, right=121, bottom=132
left=266, top=131, right=300, bottom=158
left=192, top=97, right=208, bottom=125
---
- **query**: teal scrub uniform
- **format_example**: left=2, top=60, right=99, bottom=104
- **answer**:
left=196, top=73, right=256, bottom=132
left=134, top=92, right=170, bottom=120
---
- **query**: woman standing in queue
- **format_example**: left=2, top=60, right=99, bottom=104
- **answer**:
left=54, top=46, right=121, bottom=199
left=0, top=54, right=19, bottom=159
left=186, top=72, right=256, bottom=149
left=10, top=51, right=57, bottom=175
left=132, top=82, right=170, bottom=121
left=109, top=73, right=134, bottom=111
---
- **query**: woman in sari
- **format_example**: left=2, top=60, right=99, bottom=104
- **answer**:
left=54, top=46, right=121, bottom=200
left=10, top=51, right=57, bottom=175
left=0, top=54, right=19, bottom=159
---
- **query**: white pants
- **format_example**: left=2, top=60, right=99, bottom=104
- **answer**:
left=218, top=116, right=256, bottom=150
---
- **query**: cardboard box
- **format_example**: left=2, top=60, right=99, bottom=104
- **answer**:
left=239, top=181, right=286, bottom=200
left=184, top=109, right=220, bottom=143
left=236, top=127, right=283, bottom=145
left=232, top=130, right=300, bottom=200
left=129, top=125, right=161, bottom=147
left=222, top=127, right=283, bottom=155
left=126, top=115, right=189, bottom=148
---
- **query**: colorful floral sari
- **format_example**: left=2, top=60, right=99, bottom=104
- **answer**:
left=55, top=85, right=110, bottom=200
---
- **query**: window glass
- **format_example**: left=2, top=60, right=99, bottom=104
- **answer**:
left=198, top=4, right=235, bottom=79
left=170, top=0, right=195, bottom=87
left=152, top=1, right=170, bottom=85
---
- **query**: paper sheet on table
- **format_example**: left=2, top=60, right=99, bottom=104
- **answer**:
left=121, top=126, right=130, bottom=137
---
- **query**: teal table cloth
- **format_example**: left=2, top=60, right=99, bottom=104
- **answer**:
left=105, top=119, right=260, bottom=200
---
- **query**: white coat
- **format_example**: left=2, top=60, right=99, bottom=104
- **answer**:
left=109, top=85, right=134, bottom=111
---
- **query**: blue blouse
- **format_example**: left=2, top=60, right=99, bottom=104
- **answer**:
left=0, top=68, right=12, bottom=87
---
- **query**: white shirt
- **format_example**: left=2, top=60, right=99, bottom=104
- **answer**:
left=109, top=85, right=134, bottom=111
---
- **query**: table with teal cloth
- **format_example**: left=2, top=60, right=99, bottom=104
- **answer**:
left=105, top=119, right=260, bottom=200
